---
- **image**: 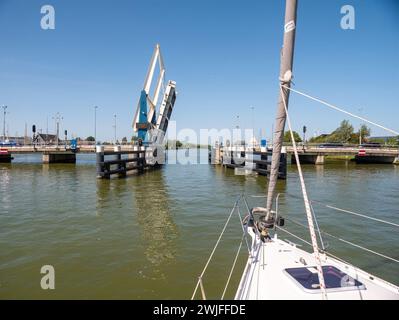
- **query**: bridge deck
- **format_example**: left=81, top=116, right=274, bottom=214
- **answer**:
left=285, top=146, right=398, bottom=156
left=5, top=145, right=134, bottom=154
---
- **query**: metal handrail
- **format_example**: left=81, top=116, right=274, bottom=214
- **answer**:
left=191, top=195, right=251, bottom=300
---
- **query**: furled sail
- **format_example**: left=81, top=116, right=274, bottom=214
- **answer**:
left=265, top=0, right=298, bottom=219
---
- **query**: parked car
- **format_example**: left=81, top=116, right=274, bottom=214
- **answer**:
left=359, top=142, right=381, bottom=148
left=318, top=143, right=344, bottom=148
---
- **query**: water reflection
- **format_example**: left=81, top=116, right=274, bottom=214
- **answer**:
left=95, top=177, right=128, bottom=215
left=95, top=169, right=179, bottom=279
left=131, top=170, right=178, bottom=279
left=0, top=167, right=11, bottom=212
left=96, top=179, right=112, bottom=213
left=42, top=164, right=50, bottom=176
left=315, top=163, right=325, bottom=178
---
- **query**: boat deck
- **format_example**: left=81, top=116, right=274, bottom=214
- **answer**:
left=235, top=232, right=399, bottom=300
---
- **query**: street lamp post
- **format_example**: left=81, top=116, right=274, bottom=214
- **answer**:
left=113, top=114, right=117, bottom=145
left=2, top=105, right=7, bottom=142
left=250, top=106, right=254, bottom=129
left=233, top=115, right=240, bottom=147
left=56, top=119, right=59, bottom=146
left=94, top=106, right=98, bottom=145
left=250, top=106, right=255, bottom=146
left=52, top=112, right=63, bottom=147
left=358, top=107, right=363, bottom=145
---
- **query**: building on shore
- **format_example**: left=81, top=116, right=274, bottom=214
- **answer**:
left=34, top=134, right=58, bottom=145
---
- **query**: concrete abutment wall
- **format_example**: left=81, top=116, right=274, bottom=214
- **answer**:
left=42, top=152, right=76, bottom=164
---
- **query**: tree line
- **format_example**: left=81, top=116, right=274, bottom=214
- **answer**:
left=284, top=120, right=398, bottom=145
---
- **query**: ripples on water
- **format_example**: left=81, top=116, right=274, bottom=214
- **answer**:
left=0, top=150, right=398, bottom=299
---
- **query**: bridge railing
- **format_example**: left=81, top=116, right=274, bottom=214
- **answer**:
left=283, top=142, right=399, bottom=149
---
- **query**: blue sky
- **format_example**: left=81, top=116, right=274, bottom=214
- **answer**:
left=0, top=0, right=398, bottom=142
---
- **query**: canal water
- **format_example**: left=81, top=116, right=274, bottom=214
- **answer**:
left=1, top=150, right=398, bottom=299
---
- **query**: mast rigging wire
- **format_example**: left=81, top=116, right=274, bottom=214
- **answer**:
left=279, top=84, right=328, bottom=300
left=250, top=193, right=399, bottom=228
left=281, top=85, right=399, bottom=136
left=280, top=216, right=399, bottom=264
left=284, top=192, right=399, bottom=228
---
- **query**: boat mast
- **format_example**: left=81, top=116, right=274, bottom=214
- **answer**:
left=266, top=0, right=298, bottom=218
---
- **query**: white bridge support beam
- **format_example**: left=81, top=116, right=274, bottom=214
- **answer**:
left=132, top=44, right=177, bottom=146
left=133, top=44, right=167, bottom=134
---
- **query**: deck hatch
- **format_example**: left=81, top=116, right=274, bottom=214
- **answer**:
left=284, top=265, right=366, bottom=293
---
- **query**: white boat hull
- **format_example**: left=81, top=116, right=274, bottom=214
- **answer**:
left=235, top=231, right=399, bottom=300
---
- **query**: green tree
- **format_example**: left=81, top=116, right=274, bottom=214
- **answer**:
left=122, top=137, right=128, bottom=145
left=359, top=124, right=371, bottom=139
left=165, top=140, right=183, bottom=149
left=349, top=133, right=360, bottom=144
left=386, top=136, right=399, bottom=146
left=350, top=124, right=371, bottom=144
left=309, top=134, right=328, bottom=144
left=329, top=120, right=354, bottom=143
left=86, top=136, right=95, bottom=142
left=176, top=140, right=183, bottom=149
left=368, top=137, right=385, bottom=144
left=283, top=131, right=302, bottom=143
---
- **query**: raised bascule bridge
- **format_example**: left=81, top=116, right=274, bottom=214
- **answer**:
left=0, top=44, right=177, bottom=179
left=96, top=43, right=176, bottom=179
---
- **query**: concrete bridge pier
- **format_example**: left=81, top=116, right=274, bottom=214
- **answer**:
left=0, top=154, right=13, bottom=163
left=292, top=154, right=325, bottom=165
left=42, top=151, right=76, bottom=164
left=315, top=155, right=325, bottom=165
left=393, top=157, right=399, bottom=165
